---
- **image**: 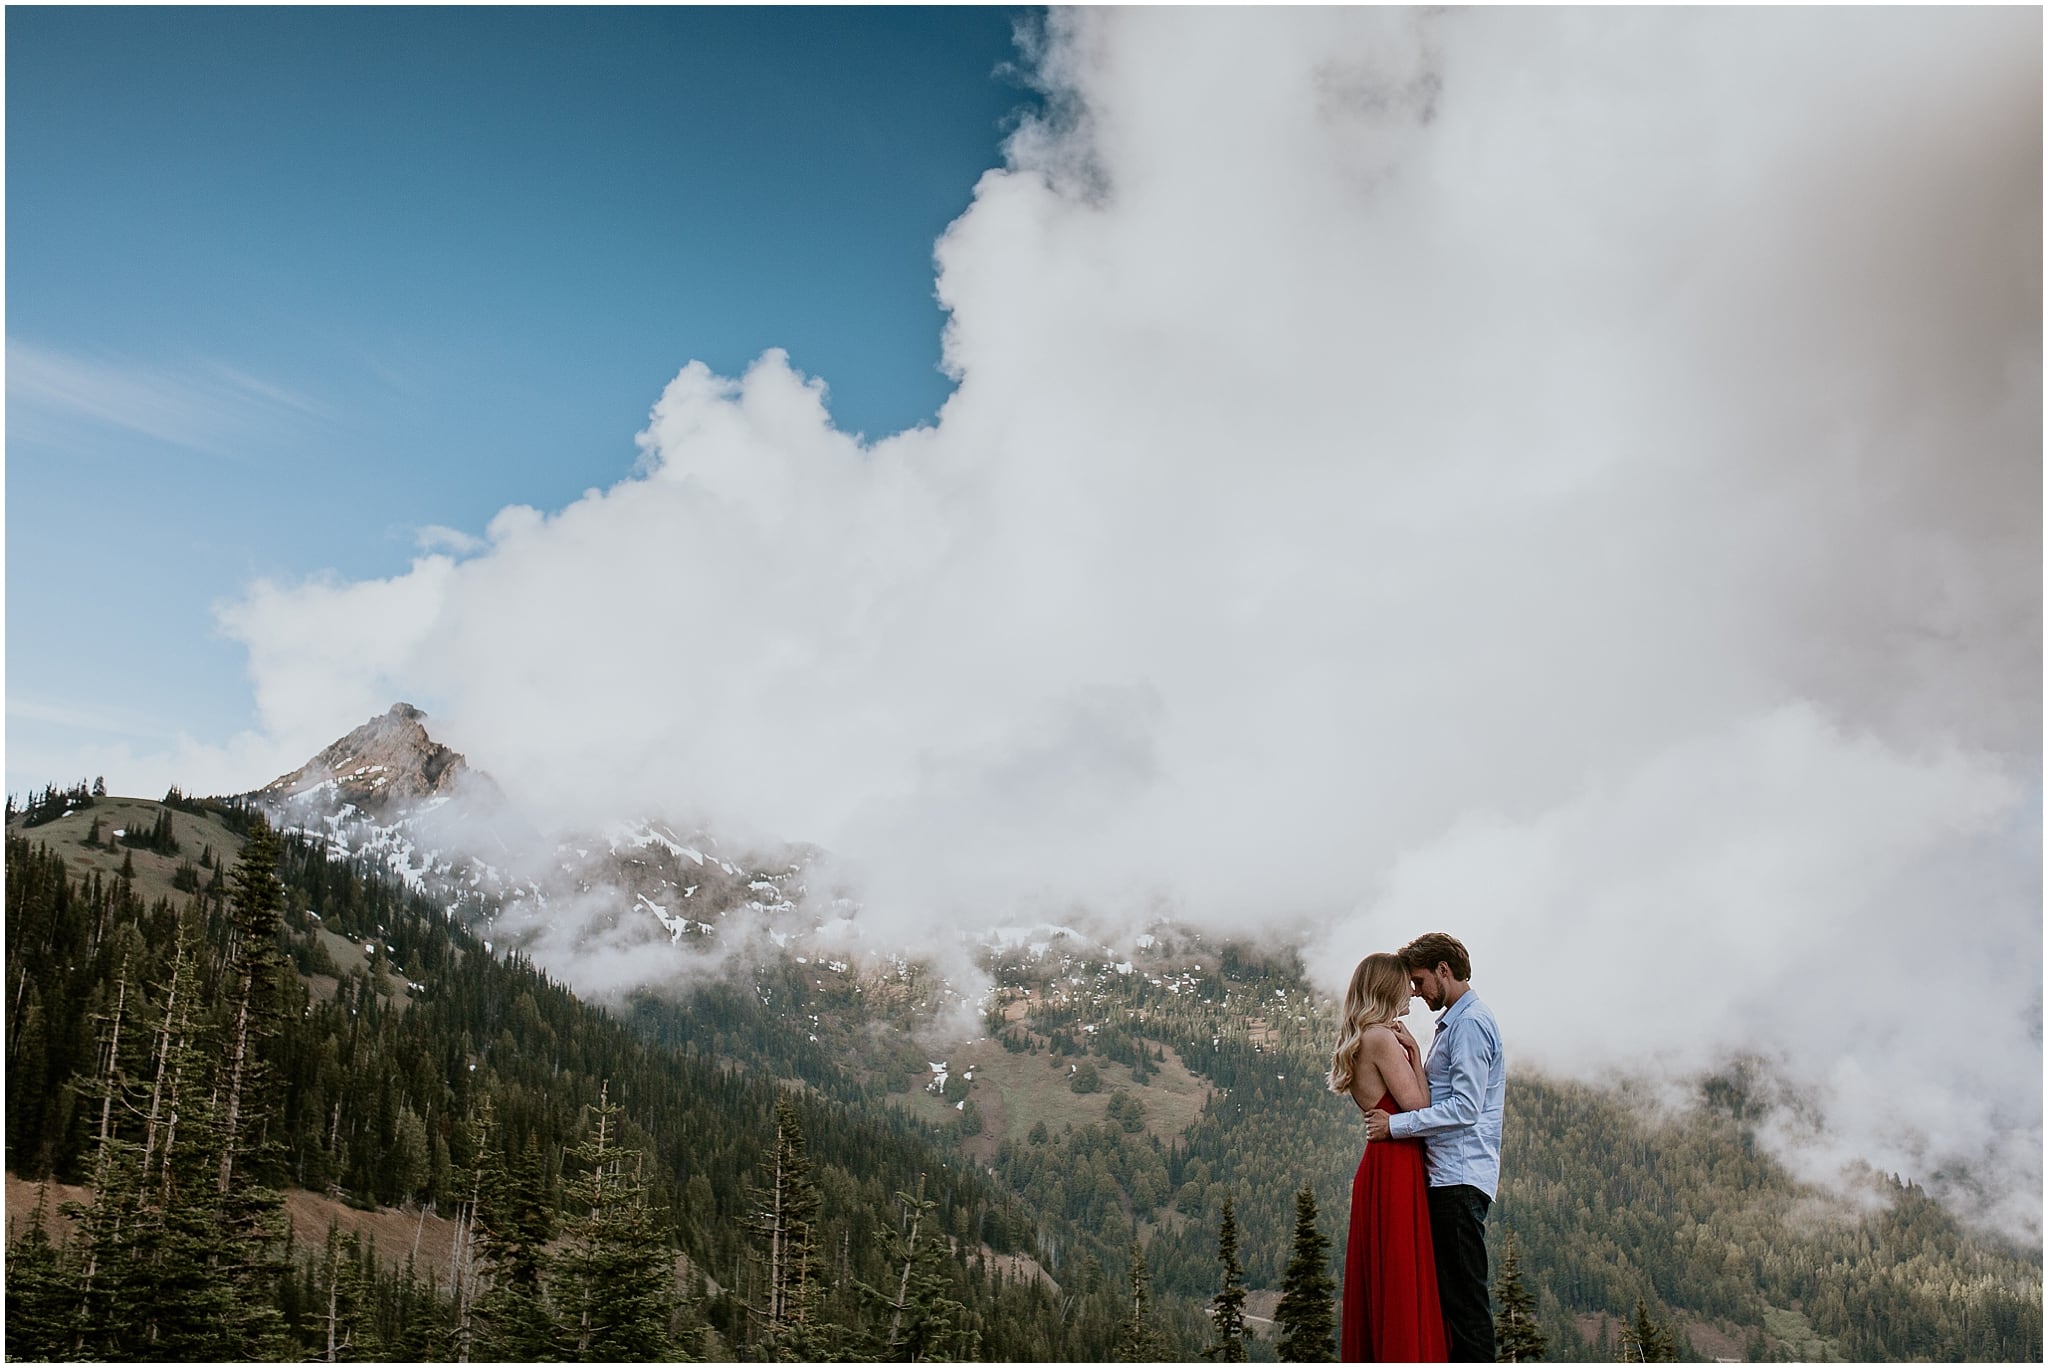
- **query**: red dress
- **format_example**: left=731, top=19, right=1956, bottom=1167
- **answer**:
left=1341, top=1092, right=1447, bottom=1362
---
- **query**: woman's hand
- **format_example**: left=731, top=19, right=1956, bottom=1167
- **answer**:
left=1388, top=1020, right=1419, bottom=1058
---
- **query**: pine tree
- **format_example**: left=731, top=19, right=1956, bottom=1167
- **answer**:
left=1493, top=1231, right=1548, bottom=1362
left=64, top=958, right=146, bottom=1357
left=861, top=1173, right=979, bottom=1362
left=446, top=1103, right=488, bottom=1362
left=210, top=819, right=294, bottom=1358
left=315, top=1222, right=383, bottom=1361
left=66, top=931, right=240, bottom=1359
left=468, top=1111, right=556, bottom=1361
left=6, top=983, right=53, bottom=1174
left=1206, top=1194, right=1249, bottom=1361
left=5, top=1183, right=78, bottom=1359
left=746, top=1094, right=828, bottom=1358
left=1621, top=1297, right=1677, bottom=1362
left=217, top=818, right=286, bottom=1194
left=1114, top=1234, right=1165, bottom=1361
left=549, top=1081, right=677, bottom=1360
left=1274, top=1185, right=1335, bottom=1362
left=146, top=804, right=179, bottom=853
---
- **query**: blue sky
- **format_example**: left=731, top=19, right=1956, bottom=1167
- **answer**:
left=6, top=4, right=1036, bottom=798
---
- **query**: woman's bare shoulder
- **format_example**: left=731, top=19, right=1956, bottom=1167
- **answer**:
left=1361, top=1025, right=1406, bottom=1061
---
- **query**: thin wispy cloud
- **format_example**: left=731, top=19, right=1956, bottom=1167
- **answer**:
left=5, top=695, right=175, bottom=741
left=6, top=339, right=325, bottom=458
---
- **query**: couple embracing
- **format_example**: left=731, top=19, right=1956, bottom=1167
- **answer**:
left=1328, top=933, right=1506, bottom=1363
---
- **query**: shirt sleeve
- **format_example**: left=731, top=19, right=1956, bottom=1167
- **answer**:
left=1388, top=1018, right=1492, bottom=1139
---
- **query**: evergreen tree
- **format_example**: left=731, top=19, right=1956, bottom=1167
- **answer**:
left=65, top=930, right=243, bottom=1359
left=468, top=1111, right=557, bottom=1361
left=211, top=818, right=295, bottom=1358
left=314, top=1222, right=384, bottom=1361
left=746, top=1094, right=828, bottom=1358
left=1114, top=1234, right=1165, bottom=1361
left=549, top=1081, right=677, bottom=1360
left=63, top=959, right=148, bottom=1357
left=147, top=804, right=180, bottom=853
left=1493, top=1231, right=1548, bottom=1362
left=861, top=1174, right=979, bottom=1362
left=1274, top=1185, right=1335, bottom=1362
left=1205, top=1194, right=1249, bottom=1362
left=5, top=1184, right=77, bottom=1359
left=1621, top=1298, right=1677, bottom=1362
left=217, top=818, right=287, bottom=1194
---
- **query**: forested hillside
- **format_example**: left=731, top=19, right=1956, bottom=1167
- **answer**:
left=5, top=795, right=2041, bottom=1361
left=2, top=801, right=1144, bottom=1360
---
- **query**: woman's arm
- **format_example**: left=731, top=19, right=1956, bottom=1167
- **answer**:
left=1366, top=1027, right=1429, bottom=1113
left=1390, top=1021, right=1429, bottom=1095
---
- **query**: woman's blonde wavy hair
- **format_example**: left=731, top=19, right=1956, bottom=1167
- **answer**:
left=1327, top=953, right=1412, bottom=1095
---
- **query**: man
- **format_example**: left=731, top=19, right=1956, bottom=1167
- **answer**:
left=1363, top=931, right=1505, bottom=1363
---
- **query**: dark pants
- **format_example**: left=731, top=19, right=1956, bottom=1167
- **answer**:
left=1428, top=1183, right=1495, bottom=1363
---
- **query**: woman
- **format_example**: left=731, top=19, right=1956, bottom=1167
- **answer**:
left=1328, top=952, right=1445, bottom=1362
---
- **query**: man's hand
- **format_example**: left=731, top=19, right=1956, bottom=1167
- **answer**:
left=1365, top=1108, right=1393, bottom=1142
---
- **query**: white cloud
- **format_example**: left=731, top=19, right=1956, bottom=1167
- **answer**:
left=415, top=524, right=486, bottom=556
left=193, top=10, right=2040, bottom=1232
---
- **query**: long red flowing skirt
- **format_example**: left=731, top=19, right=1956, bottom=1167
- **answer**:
left=1341, top=1093, right=1447, bottom=1362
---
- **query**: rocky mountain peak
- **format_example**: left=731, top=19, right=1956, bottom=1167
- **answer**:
left=259, top=703, right=468, bottom=815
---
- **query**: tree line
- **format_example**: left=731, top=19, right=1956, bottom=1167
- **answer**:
left=8, top=776, right=104, bottom=827
left=3, top=813, right=1165, bottom=1359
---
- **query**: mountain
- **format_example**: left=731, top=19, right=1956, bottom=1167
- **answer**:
left=3, top=712, right=2040, bottom=1362
left=248, top=704, right=822, bottom=968
left=260, top=702, right=469, bottom=816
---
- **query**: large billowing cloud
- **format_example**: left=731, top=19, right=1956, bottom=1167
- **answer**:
left=205, top=10, right=2039, bottom=1231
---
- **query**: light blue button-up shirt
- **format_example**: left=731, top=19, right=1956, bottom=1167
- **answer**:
left=1387, top=988, right=1505, bottom=1198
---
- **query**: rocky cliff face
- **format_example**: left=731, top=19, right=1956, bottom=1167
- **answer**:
left=258, top=703, right=468, bottom=817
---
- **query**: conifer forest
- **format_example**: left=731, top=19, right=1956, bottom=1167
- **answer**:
left=4, top=796, right=2041, bottom=1361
